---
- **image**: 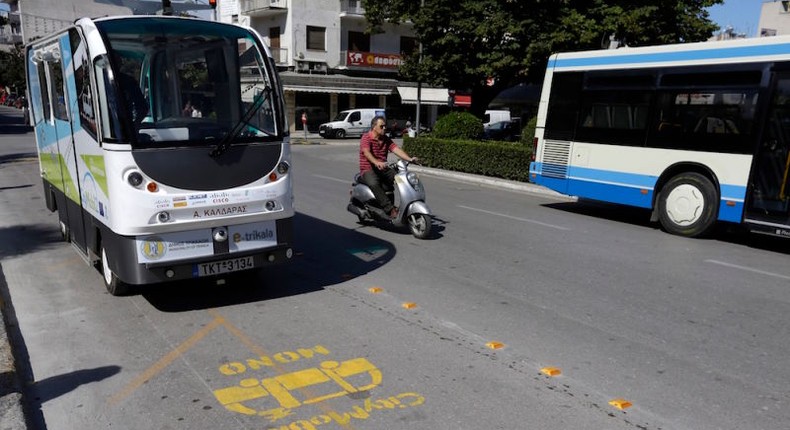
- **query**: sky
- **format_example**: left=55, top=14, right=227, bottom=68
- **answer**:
left=707, top=0, right=765, bottom=37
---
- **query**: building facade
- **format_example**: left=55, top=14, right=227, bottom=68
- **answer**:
left=759, top=0, right=790, bottom=37
left=221, top=0, right=444, bottom=132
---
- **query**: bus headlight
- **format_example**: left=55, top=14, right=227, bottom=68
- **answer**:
left=127, top=171, right=144, bottom=188
left=277, top=161, right=290, bottom=174
left=265, top=200, right=277, bottom=211
left=156, top=211, right=171, bottom=223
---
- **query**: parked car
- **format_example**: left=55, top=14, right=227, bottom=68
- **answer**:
left=482, top=119, right=520, bottom=141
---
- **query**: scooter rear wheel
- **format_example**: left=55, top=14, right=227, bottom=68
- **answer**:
left=408, top=213, right=432, bottom=239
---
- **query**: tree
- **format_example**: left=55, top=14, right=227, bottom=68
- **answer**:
left=0, top=43, right=27, bottom=95
left=363, top=0, right=722, bottom=115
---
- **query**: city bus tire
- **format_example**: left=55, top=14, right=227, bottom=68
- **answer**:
left=59, top=221, right=70, bottom=242
left=658, top=172, right=718, bottom=238
left=101, top=246, right=131, bottom=296
left=334, top=130, right=346, bottom=139
left=408, top=213, right=432, bottom=239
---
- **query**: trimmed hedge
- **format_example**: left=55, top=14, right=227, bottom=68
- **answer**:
left=403, top=136, right=533, bottom=183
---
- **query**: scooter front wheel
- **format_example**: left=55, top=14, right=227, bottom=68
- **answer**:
left=407, top=213, right=432, bottom=239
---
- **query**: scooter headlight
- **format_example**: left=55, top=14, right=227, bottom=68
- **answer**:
left=407, top=172, right=420, bottom=186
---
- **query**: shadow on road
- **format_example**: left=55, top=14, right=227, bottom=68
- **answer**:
left=143, top=212, right=396, bottom=312
left=22, top=366, right=121, bottom=430
left=544, top=199, right=790, bottom=255
left=0, top=225, right=62, bottom=261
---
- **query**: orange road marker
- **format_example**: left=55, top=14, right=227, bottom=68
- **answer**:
left=402, top=302, right=417, bottom=309
left=486, top=341, right=505, bottom=350
left=540, top=367, right=561, bottom=377
left=609, top=398, right=633, bottom=410
left=368, top=287, right=383, bottom=293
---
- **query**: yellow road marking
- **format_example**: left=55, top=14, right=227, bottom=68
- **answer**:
left=108, top=316, right=223, bottom=406
left=208, top=309, right=358, bottom=429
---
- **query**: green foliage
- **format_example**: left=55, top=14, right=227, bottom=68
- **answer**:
left=403, top=136, right=533, bottom=183
left=363, top=0, right=722, bottom=115
left=519, top=116, right=537, bottom=144
left=0, top=44, right=27, bottom=94
left=431, top=111, right=483, bottom=140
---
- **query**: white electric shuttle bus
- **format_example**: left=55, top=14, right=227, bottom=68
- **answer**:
left=26, top=16, right=294, bottom=295
left=530, top=35, right=790, bottom=239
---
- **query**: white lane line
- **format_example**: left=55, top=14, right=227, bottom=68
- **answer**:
left=458, top=205, right=570, bottom=231
left=705, top=259, right=790, bottom=281
left=312, top=174, right=350, bottom=184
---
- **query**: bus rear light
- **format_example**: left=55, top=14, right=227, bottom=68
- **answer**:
left=147, top=182, right=158, bottom=192
left=532, top=137, right=538, bottom=161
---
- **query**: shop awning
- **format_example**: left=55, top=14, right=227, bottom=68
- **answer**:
left=277, top=72, right=398, bottom=95
left=396, top=86, right=449, bottom=105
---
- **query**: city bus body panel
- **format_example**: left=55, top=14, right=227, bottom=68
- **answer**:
left=530, top=36, right=790, bottom=238
left=26, top=16, right=294, bottom=290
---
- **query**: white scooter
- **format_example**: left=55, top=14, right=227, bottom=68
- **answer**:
left=347, top=159, right=433, bottom=239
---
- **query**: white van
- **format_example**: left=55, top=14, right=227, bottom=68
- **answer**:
left=319, top=108, right=386, bottom=139
left=483, top=109, right=511, bottom=127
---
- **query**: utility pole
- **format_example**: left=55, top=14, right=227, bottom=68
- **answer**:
left=415, top=0, right=424, bottom=136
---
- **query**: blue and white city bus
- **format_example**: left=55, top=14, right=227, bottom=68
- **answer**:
left=530, top=35, right=790, bottom=238
left=26, top=16, right=294, bottom=295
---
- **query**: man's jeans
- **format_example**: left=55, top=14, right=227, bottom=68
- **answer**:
left=362, top=168, right=397, bottom=212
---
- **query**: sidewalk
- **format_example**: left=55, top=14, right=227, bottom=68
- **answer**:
left=0, top=105, right=29, bottom=430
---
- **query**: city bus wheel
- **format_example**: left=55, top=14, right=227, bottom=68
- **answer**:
left=658, top=172, right=718, bottom=238
left=408, top=213, right=432, bottom=239
left=101, top=246, right=130, bottom=296
left=59, top=221, right=70, bottom=242
left=334, top=129, right=346, bottom=139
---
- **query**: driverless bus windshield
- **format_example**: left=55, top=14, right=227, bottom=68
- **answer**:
left=95, top=18, right=279, bottom=146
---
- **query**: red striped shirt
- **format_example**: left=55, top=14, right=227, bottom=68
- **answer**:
left=359, top=131, right=396, bottom=173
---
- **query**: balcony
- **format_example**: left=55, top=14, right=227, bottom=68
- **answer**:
left=271, top=47, right=288, bottom=66
left=0, top=33, right=22, bottom=45
left=240, top=0, right=287, bottom=17
left=340, top=0, right=365, bottom=17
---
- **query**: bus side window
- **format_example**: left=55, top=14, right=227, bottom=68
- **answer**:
left=94, top=55, right=123, bottom=141
left=37, top=63, right=52, bottom=123
left=545, top=72, right=583, bottom=140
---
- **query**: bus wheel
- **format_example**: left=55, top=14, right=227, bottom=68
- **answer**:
left=334, top=129, right=346, bottom=139
left=101, top=246, right=130, bottom=296
left=658, top=172, right=718, bottom=238
left=59, top=221, right=70, bottom=242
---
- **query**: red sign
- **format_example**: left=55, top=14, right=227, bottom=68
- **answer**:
left=346, top=51, right=403, bottom=69
left=301, top=112, right=307, bottom=124
left=453, top=94, right=472, bottom=108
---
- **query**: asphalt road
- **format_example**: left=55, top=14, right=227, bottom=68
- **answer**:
left=2, top=111, right=790, bottom=430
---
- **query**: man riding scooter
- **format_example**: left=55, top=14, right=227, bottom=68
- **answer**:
left=359, top=115, right=419, bottom=219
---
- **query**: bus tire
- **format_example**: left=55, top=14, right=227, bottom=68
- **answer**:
left=658, top=172, right=718, bottom=238
left=101, top=246, right=131, bottom=296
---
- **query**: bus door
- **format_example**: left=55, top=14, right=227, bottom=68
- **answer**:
left=57, top=34, right=90, bottom=251
left=31, top=40, right=84, bottom=247
left=747, top=73, right=790, bottom=225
